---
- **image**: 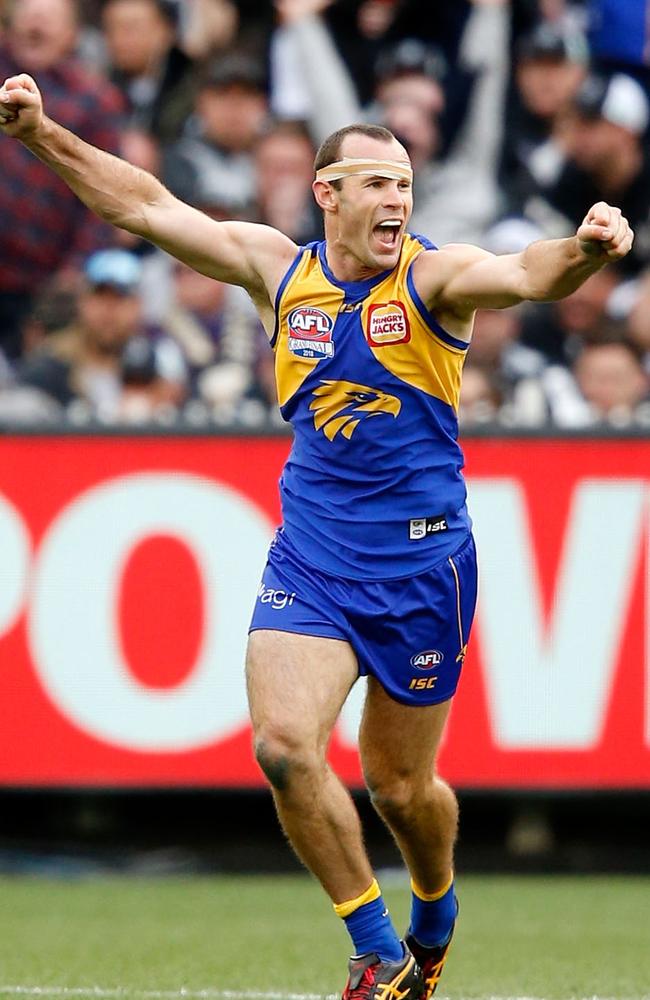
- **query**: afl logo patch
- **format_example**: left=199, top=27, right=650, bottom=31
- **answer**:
left=411, top=650, right=444, bottom=670
left=366, top=301, right=411, bottom=347
left=288, top=307, right=334, bottom=359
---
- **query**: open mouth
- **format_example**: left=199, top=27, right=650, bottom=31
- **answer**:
left=373, top=220, right=402, bottom=251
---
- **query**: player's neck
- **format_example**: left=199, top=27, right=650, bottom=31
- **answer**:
left=323, top=238, right=391, bottom=284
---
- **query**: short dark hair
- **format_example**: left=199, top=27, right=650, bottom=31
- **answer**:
left=255, top=118, right=313, bottom=151
left=313, top=124, right=396, bottom=175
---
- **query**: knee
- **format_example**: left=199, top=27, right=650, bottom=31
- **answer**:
left=365, top=770, right=419, bottom=825
left=253, top=728, right=321, bottom=793
left=367, top=769, right=459, bottom=831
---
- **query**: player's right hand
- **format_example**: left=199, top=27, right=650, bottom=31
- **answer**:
left=0, top=74, right=44, bottom=139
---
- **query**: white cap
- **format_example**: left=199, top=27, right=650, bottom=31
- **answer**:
left=574, top=73, right=650, bottom=135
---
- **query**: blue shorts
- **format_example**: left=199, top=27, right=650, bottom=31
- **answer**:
left=249, top=530, right=478, bottom=706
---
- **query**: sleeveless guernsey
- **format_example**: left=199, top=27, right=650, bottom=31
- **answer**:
left=272, top=235, right=472, bottom=580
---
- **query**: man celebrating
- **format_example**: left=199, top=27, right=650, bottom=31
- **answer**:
left=0, top=72, right=633, bottom=1000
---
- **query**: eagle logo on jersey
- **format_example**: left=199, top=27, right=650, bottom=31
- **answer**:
left=310, top=380, right=401, bottom=441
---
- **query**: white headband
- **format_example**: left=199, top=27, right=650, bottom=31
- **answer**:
left=315, top=157, right=413, bottom=184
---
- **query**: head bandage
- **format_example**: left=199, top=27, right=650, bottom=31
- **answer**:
left=315, top=158, right=413, bottom=184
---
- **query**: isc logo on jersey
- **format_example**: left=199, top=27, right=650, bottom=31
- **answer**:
left=366, top=301, right=411, bottom=347
left=410, top=650, right=444, bottom=669
left=288, top=307, right=334, bottom=359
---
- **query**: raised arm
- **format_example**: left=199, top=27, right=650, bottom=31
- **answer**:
left=0, top=74, right=297, bottom=313
left=412, top=202, right=634, bottom=338
left=274, top=0, right=362, bottom=144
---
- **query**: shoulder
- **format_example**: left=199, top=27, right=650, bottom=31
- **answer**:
left=410, top=243, right=492, bottom=302
left=231, top=224, right=302, bottom=307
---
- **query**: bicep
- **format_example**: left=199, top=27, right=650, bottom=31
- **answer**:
left=140, top=190, right=292, bottom=290
left=435, top=247, right=528, bottom=313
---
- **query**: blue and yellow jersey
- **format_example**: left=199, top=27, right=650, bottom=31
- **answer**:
left=272, top=235, right=471, bottom=580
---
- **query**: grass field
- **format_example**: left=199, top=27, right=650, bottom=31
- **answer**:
left=1, top=872, right=649, bottom=1000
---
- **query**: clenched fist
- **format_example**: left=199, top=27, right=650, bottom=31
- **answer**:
left=577, top=202, right=634, bottom=262
left=0, top=74, right=44, bottom=139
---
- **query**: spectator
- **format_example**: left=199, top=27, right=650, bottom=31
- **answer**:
left=225, top=0, right=274, bottom=65
left=586, top=0, right=650, bottom=93
left=627, top=269, right=650, bottom=357
left=20, top=281, right=79, bottom=357
left=271, top=0, right=510, bottom=246
left=519, top=263, right=624, bottom=364
left=458, top=364, right=502, bottom=425
left=0, top=0, right=124, bottom=362
left=253, top=120, right=321, bottom=243
left=101, top=0, right=195, bottom=141
left=115, top=125, right=176, bottom=323
left=180, top=0, right=239, bottom=60
left=467, top=306, right=551, bottom=425
left=116, top=332, right=188, bottom=422
left=162, top=54, right=268, bottom=217
left=228, top=325, right=287, bottom=428
left=271, top=0, right=474, bottom=132
left=572, top=339, right=650, bottom=423
left=18, top=249, right=187, bottom=419
left=371, top=39, right=447, bottom=171
left=163, top=260, right=263, bottom=410
left=511, top=72, right=650, bottom=274
left=500, top=19, right=588, bottom=203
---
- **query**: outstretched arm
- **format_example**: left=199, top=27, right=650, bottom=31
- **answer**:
left=414, top=202, right=634, bottom=332
left=0, top=74, right=297, bottom=303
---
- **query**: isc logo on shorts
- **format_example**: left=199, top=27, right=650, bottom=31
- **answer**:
left=409, top=676, right=438, bottom=691
left=288, top=307, right=334, bottom=359
left=410, top=650, right=444, bottom=669
left=366, top=301, right=411, bottom=347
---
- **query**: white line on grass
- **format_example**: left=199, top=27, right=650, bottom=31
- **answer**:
left=0, top=990, right=335, bottom=1000
left=2, top=989, right=650, bottom=1000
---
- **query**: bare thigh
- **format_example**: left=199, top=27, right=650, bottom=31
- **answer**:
left=246, top=630, right=359, bottom=758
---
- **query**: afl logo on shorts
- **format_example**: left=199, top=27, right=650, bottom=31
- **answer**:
left=366, top=301, right=411, bottom=347
left=288, top=307, right=334, bottom=359
left=411, top=650, right=444, bottom=670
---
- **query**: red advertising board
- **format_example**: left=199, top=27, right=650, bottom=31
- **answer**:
left=0, top=433, right=648, bottom=789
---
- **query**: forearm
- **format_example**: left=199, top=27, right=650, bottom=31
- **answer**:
left=520, top=236, right=607, bottom=302
left=22, top=116, right=165, bottom=236
left=288, top=15, right=362, bottom=144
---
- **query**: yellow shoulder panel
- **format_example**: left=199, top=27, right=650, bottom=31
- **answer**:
left=275, top=249, right=346, bottom=408
left=361, top=238, right=467, bottom=410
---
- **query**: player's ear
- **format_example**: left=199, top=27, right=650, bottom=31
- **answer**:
left=312, top=179, right=339, bottom=214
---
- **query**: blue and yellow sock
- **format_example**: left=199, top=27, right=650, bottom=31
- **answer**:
left=408, top=874, right=457, bottom=948
left=334, top=878, right=403, bottom=962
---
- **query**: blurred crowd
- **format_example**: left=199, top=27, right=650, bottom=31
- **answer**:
left=1, top=0, right=650, bottom=429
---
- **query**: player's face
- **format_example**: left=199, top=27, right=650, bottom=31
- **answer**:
left=331, top=137, right=413, bottom=273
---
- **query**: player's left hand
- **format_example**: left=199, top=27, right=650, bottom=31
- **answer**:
left=577, top=202, right=634, bottom=262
